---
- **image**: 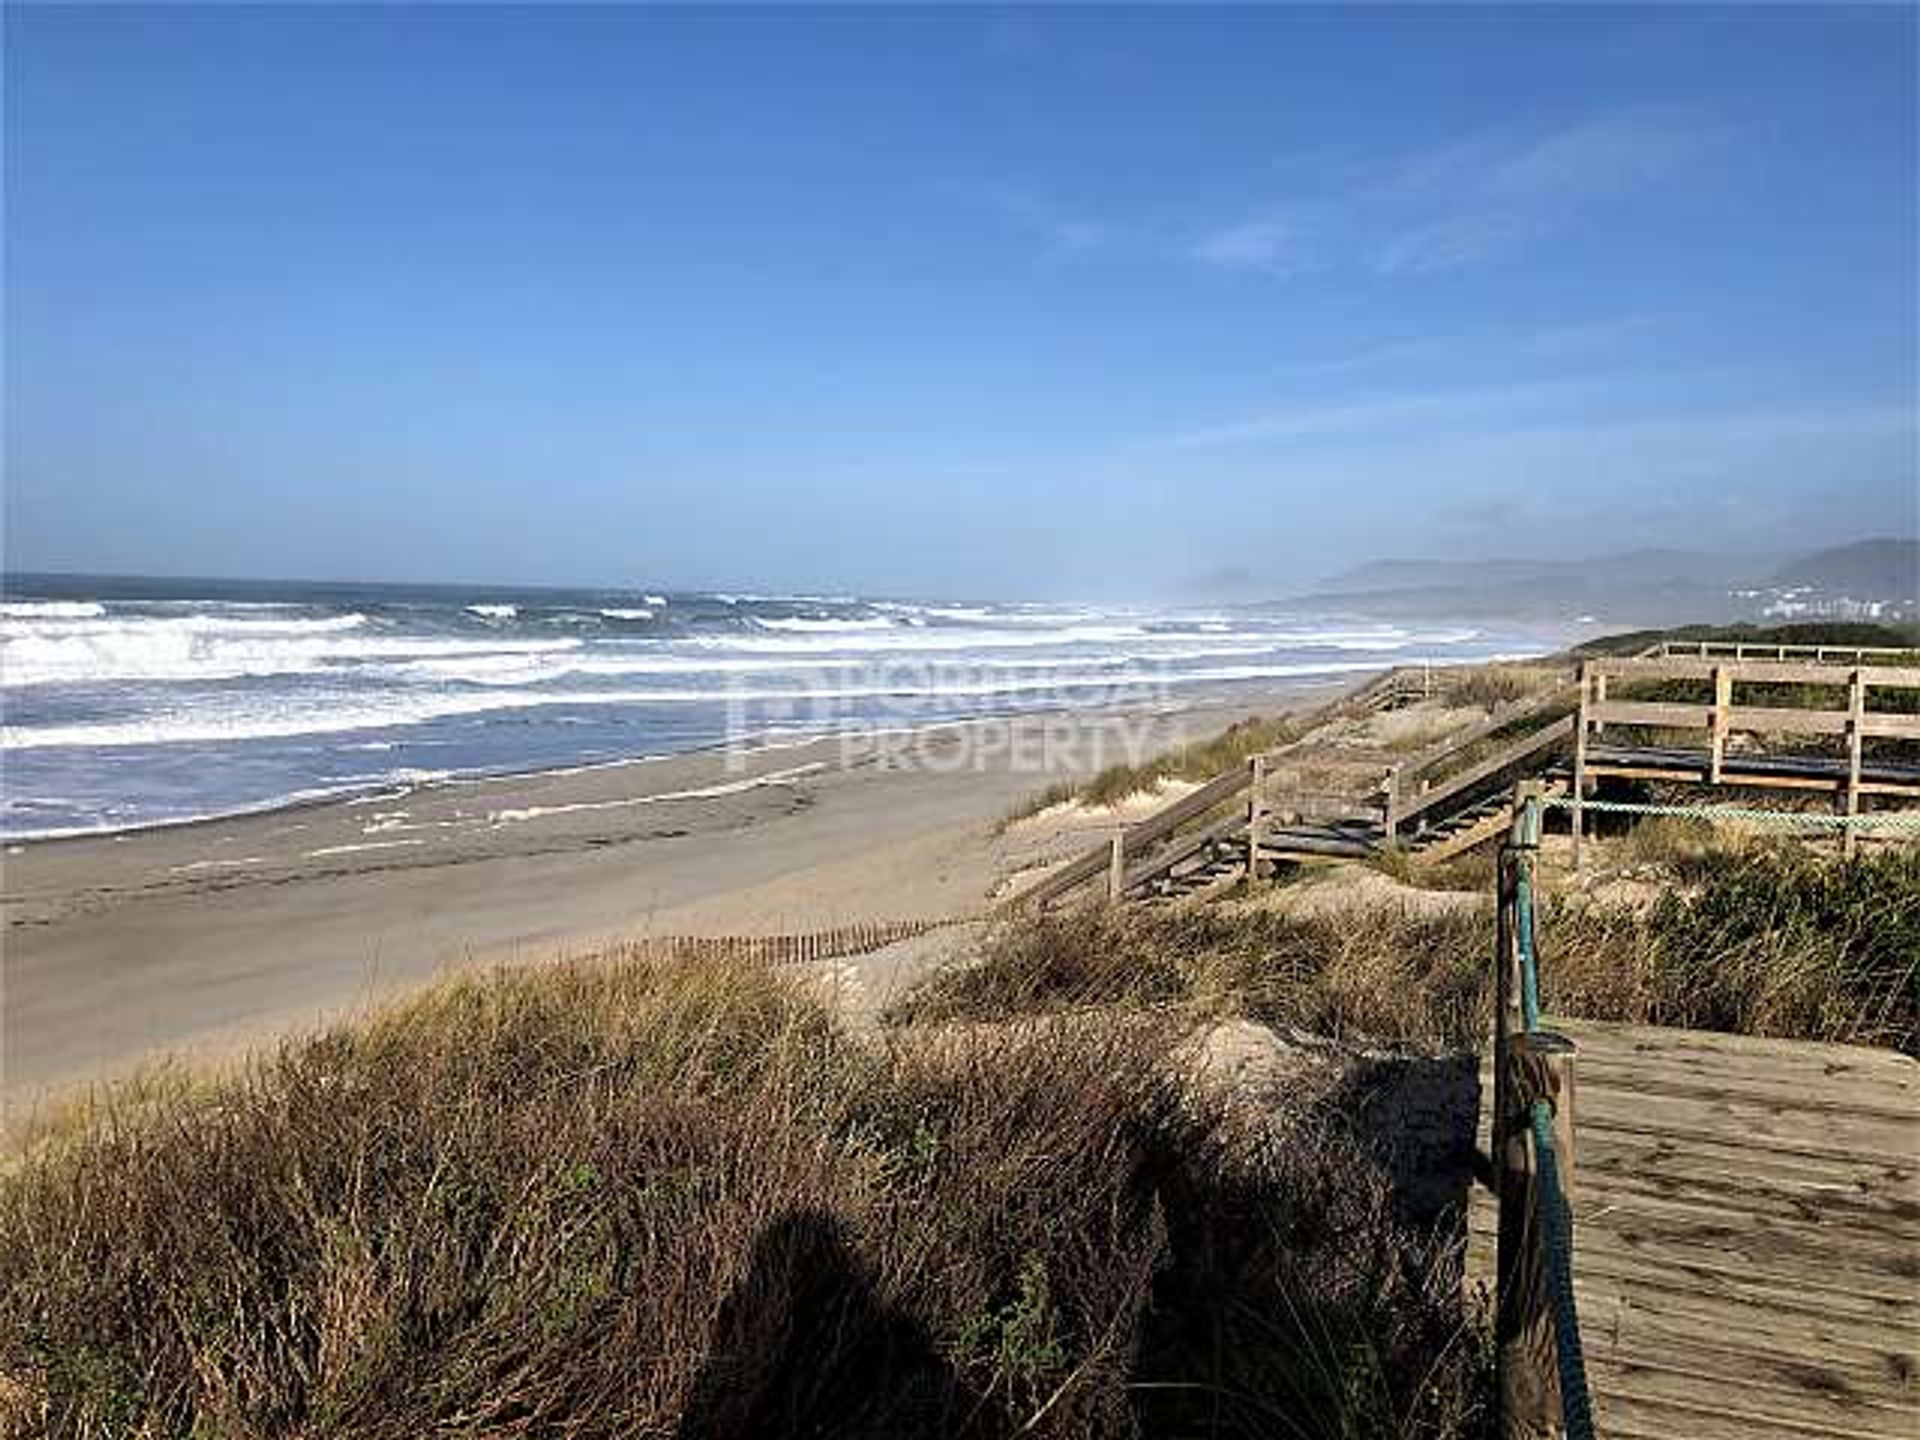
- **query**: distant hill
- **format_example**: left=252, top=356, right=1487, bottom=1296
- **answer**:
left=1318, top=549, right=1759, bottom=597
left=1269, top=548, right=1764, bottom=624
left=1770, top=538, right=1918, bottom=599
left=1260, top=538, right=1914, bottom=625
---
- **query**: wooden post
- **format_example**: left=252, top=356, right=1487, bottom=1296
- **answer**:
left=1710, top=664, right=1731, bottom=784
left=1107, top=829, right=1126, bottom=902
left=1492, top=786, right=1541, bottom=1204
left=1844, top=667, right=1865, bottom=859
left=1590, top=672, right=1607, bottom=736
left=1383, top=764, right=1400, bottom=847
left=1571, top=664, right=1590, bottom=869
left=1496, top=1028, right=1579, bottom=1438
left=1247, top=754, right=1266, bottom=884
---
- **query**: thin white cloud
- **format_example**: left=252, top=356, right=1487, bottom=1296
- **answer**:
left=1261, top=317, right=1655, bottom=381
left=1188, top=105, right=1727, bottom=281
left=1522, top=313, right=1660, bottom=357
left=938, top=179, right=1110, bottom=260
left=1164, top=378, right=1597, bottom=449
left=1189, top=215, right=1302, bottom=274
left=1376, top=106, right=1726, bottom=274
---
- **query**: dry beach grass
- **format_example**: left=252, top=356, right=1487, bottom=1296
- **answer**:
left=0, top=948, right=1492, bottom=1440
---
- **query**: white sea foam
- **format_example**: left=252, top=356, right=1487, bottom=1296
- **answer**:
left=391, top=640, right=1323, bottom=687
left=1, top=617, right=577, bottom=687
left=752, top=615, right=897, bottom=633
left=1, top=659, right=1398, bottom=751
left=486, top=761, right=829, bottom=824
left=644, top=594, right=667, bottom=607
left=3, top=611, right=368, bottom=638
left=467, top=604, right=518, bottom=620
left=306, top=838, right=426, bottom=857
left=681, top=622, right=1159, bottom=654
left=599, top=607, right=654, bottom=621
left=0, top=601, right=107, bottom=619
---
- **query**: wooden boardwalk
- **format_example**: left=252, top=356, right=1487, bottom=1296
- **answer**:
left=1470, top=1018, right=1919, bottom=1439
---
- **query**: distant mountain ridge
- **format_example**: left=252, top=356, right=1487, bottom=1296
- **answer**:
left=1318, top=548, right=1763, bottom=596
left=1258, top=538, right=1915, bottom=625
left=1770, top=538, right=1917, bottom=597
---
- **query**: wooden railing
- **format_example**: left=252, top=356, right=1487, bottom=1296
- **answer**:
left=1572, top=655, right=1920, bottom=859
left=1382, top=678, right=1578, bottom=843
left=1009, top=642, right=1920, bottom=906
left=1390, top=715, right=1577, bottom=841
left=1009, top=671, right=1593, bottom=906
left=1005, top=762, right=1257, bottom=910
left=1357, top=665, right=1436, bottom=712
left=1658, top=639, right=1919, bottom=663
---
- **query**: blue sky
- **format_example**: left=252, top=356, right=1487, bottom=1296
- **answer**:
left=5, top=5, right=1915, bottom=598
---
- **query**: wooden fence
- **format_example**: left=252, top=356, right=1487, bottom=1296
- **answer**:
left=1572, top=655, right=1920, bottom=858
left=1657, top=639, right=1918, bottom=663
left=621, top=918, right=963, bottom=966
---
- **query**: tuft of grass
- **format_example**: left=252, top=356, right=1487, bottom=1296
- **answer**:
left=890, top=903, right=1495, bottom=1050
left=1435, top=665, right=1563, bottom=713
left=1001, top=714, right=1307, bottom=825
left=991, top=779, right=1077, bottom=834
left=1372, top=847, right=1501, bottom=894
left=1609, top=814, right=1734, bottom=873
left=0, top=950, right=1491, bottom=1440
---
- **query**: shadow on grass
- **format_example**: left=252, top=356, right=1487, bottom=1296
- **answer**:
left=674, top=1209, right=1014, bottom=1440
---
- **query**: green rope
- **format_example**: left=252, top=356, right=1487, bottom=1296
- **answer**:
left=1516, top=863, right=1541, bottom=1029
left=1512, top=795, right=1597, bottom=1440
left=1529, top=1099, right=1595, bottom=1440
left=1539, top=794, right=1920, bottom=831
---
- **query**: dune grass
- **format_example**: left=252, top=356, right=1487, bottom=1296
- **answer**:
left=998, top=714, right=1307, bottom=829
left=0, top=949, right=1491, bottom=1440
left=892, top=902, right=1494, bottom=1050
left=902, top=844, right=1920, bottom=1056
left=1597, top=841, right=1920, bottom=1048
left=1433, top=664, right=1565, bottom=713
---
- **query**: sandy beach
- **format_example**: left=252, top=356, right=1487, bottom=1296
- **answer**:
left=1, top=686, right=1344, bottom=1116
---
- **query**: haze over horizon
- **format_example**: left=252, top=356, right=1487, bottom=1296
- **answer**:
left=6, top=6, right=1916, bottom=600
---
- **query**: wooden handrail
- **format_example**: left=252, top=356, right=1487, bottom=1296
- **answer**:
left=1659, top=639, right=1918, bottom=662
left=1394, top=716, right=1577, bottom=829
left=1006, top=836, right=1119, bottom=910
left=1004, top=761, right=1255, bottom=909
left=1118, top=809, right=1246, bottom=895
left=1591, top=656, right=1920, bottom=687
left=1587, top=699, right=1920, bottom=740
left=1396, top=680, right=1577, bottom=790
left=1124, top=763, right=1255, bottom=851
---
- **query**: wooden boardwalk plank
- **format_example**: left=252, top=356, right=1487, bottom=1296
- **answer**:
left=1470, top=1019, right=1919, bottom=1438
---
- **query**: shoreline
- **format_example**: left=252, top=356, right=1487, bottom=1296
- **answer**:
left=1, top=674, right=1388, bottom=848
left=1, top=681, right=1352, bottom=1119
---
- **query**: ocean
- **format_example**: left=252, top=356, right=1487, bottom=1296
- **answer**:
left=0, top=575, right=1552, bottom=840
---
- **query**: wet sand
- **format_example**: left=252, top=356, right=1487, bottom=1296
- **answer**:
left=2, top=687, right=1342, bottom=1116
